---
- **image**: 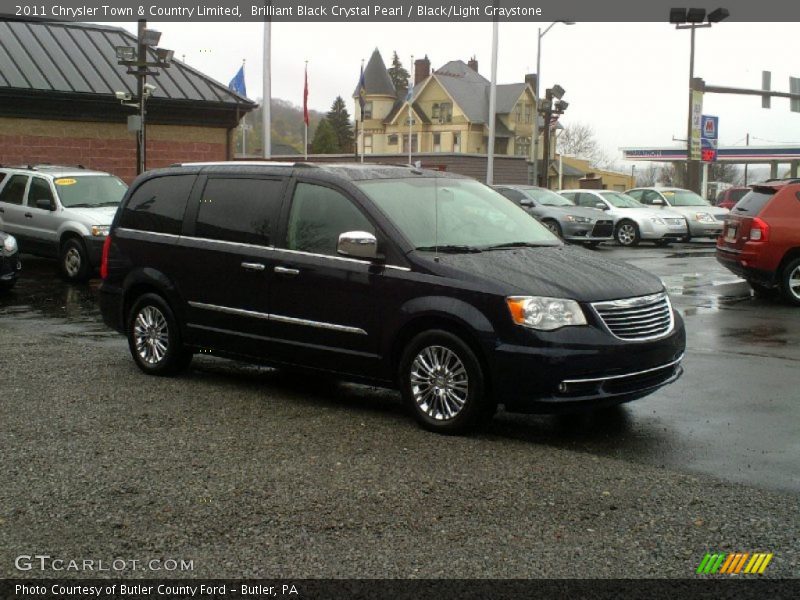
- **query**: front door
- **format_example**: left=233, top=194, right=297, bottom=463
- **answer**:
left=268, top=180, right=385, bottom=376
left=24, top=176, right=61, bottom=256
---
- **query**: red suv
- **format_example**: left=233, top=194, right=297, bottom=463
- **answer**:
left=715, top=187, right=750, bottom=210
left=716, top=180, right=800, bottom=305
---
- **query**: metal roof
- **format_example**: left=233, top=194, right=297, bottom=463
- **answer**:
left=352, top=48, right=396, bottom=99
left=0, top=19, right=254, bottom=107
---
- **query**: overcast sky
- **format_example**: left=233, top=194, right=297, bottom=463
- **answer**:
left=108, top=21, right=800, bottom=164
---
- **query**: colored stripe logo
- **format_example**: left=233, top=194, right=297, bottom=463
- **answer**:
left=697, top=552, right=773, bottom=575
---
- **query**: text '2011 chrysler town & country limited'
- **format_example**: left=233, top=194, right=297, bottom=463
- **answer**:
left=99, top=163, right=685, bottom=434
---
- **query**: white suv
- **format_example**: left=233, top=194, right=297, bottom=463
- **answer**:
left=0, top=165, right=127, bottom=281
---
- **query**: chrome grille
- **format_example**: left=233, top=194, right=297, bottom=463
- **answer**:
left=591, top=292, right=674, bottom=341
left=591, top=220, right=614, bottom=237
left=665, top=218, right=685, bottom=226
left=715, top=214, right=727, bottom=221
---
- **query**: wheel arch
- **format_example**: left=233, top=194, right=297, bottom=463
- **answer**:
left=121, top=269, right=186, bottom=335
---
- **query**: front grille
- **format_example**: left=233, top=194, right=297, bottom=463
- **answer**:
left=591, top=292, right=674, bottom=341
left=665, top=218, right=685, bottom=226
left=591, top=220, right=614, bottom=237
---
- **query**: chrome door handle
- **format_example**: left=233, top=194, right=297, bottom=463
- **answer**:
left=274, top=266, right=299, bottom=276
left=241, top=262, right=265, bottom=271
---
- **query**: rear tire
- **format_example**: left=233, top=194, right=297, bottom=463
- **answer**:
left=127, top=293, right=192, bottom=375
left=779, top=258, right=800, bottom=306
left=60, top=237, right=90, bottom=282
left=399, top=330, right=495, bottom=434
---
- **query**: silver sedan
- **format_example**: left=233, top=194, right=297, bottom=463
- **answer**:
left=559, top=189, right=688, bottom=247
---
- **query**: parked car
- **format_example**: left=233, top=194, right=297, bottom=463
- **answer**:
left=0, top=165, right=128, bottom=281
left=493, top=184, right=614, bottom=247
left=716, top=180, right=800, bottom=305
left=625, top=187, right=728, bottom=241
left=715, top=187, right=750, bottom=210
left=0, top=231, right=21, bottom=291
left=559, top=189, right=688, bottom=247
left=100, top=163, right=685, bottom=434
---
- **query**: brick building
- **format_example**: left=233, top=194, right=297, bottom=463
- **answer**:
left=0, top=19, right=255, bottom=182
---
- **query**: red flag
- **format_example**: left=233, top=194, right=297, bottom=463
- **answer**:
left=303, top=64, right=309, bottom=126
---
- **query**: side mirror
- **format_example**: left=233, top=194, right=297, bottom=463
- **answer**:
left=651, top=198, right=665, bottom=206
left=337, top=230, right=378, bottom=260
left=519, top=199, right=533, bottom=207
left=35, top=198, right=53, bottom=211
left=595, top=202, right=608, bottom=210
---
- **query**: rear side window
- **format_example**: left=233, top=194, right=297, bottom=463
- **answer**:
left=498, top=188, right=526, bottom=204
left=195, top=177, right=284, bottom=245
left=119, top=175, right=194, bottom=235
left=732, top=190, right=775, bottom=216
left=0, top=175, right=28, bottom=205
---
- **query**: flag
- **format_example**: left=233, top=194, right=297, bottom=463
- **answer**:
left=228, top=65, right=246, bottom=97
left=303, top=64, right=309, bottom=126
left=358, top=64, right=366, bottom=117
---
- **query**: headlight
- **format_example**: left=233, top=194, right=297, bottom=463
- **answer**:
left=91, top=225, right=110, bottom=237
left=2, top=234, right=17, bottom=254
left=564, top=215, right=593, bottom=224
left=694, top=213, right=715, bottom=223
left=506, top=296, right=587, bottom=331
left=650, top=217, right=666, bottom=225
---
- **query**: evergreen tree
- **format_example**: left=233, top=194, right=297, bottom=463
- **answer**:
left=388, top=51, right=410, bottom=97
left=326, top=96, right=354, bottom=153
left=310, top=118, right=339, bottom=154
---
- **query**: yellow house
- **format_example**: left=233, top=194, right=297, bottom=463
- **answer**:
left=555, top=156, right=636, bottom=191
left=353, top=50, right=553, bottom=160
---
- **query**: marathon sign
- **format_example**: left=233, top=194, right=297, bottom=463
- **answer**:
left=701, top=115, right=719, bottom=163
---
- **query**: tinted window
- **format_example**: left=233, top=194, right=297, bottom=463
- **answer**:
left=286, top=183, right=374, bottom=256
left=640, top=190, right=661, bottom=205
left=575, top=193, right=598, bottom=208
left=28, top=178, right=54, bottom=208
left=196, top=177, right=283, bottom=245
left=732, top=190, right=775, bottom=216
left=626, top=189, right=643, bottom=201
left=119, top=175, right=194, bottom=235
left=0, top=175, right=28, bottom=205
left=498, top=188, right=526, bottom=203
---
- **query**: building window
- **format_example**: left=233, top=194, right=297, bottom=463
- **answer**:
left=432, top=102, right=452, bottom=123
left=453, top=132, right=461, bottom=153
left=524, top=103, right=533, bottom=123
left=363, top=101, right=373, bottom=119
left=433, top=133, right=441, bottom=152
left=515, top=104, right=523, bottom=122
left=364, top=135, right=373, bottom=154
left=515, top=136, right=531, bottom=157
left=402, top=134, right=418, bottom=153
left=388, top=134, right=398, bottom=145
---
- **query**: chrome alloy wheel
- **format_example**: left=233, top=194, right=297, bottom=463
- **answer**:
left=617, top=223, right=637, bottom=246
left=410, top=345, right=469, bottom=421
left=789, top=265, right=800, bottom=301
left=133, top=305, right=169, bottom=365
left=64, top=247, right=82, bottom=277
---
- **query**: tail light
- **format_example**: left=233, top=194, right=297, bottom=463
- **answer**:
left=750, top=217, right=769, bottom=242
left=100, top=234, right=112, bottom=279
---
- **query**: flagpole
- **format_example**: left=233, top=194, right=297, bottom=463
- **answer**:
left=241, top=59, right=247, bottom=156
left=360, top=58, right=365, bottom=164
left=408, top=54, right=413, bottom=165
left=304, top=60, right=308, bottom=161
left=262, top=18, right=271, bottom=160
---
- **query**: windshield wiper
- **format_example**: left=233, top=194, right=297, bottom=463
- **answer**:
left=415, top=244, right=482, bottom=254
left=97, top=201, right=121, bottom=207
left=482, top=241, right=554, bottom=250
left=65, top=203, right=92, bottom=208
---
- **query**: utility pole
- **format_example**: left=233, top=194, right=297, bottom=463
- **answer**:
left=744, top=132, right=749, bottom=185
left=136, top=19, right=146, bottom=175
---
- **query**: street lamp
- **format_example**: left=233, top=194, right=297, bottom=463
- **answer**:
left=531, top=21, right=574, bottom=186
left=541, top=85, right=569, bottom=189
left=670, top=7, right=729, bottom=193
left=116, top=20, right=174, bottom=175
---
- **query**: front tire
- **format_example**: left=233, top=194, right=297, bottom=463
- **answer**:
left=127, top=293, right=192, bottom=375
left=615, top=220, right=640, bottom=247
left=779, top=258, right=800, bottom=306
left=543, top=219, right=562, bottom=239
left=60, top=238, right=90, bottom=282
left=399, top=330, right=494, bottom=434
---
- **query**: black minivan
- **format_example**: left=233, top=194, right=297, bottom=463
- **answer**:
left=99, top=163, right=685, bottom=433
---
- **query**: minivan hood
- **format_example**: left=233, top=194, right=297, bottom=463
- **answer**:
left=419, top=244, right=665, bottom=303
left=62, top=206, right=118, bottom=224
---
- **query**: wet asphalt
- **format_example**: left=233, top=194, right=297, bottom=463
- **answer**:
left=0, top=243, right=798, bottom=578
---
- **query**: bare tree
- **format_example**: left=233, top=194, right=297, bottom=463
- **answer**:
left=708, top=162, right=742, bottom=185
left=557, top=121, right=616, bottom=170
left=636, top=164, right=659, bottom=186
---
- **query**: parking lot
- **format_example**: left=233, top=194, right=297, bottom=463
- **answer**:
left=1, top=242, right=798, bottom=578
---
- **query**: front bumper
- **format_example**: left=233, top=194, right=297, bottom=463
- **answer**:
left=641, top=220, right=688, bottom=241
left=562, top=220, right=614, bottom=243
left=491, top=313, right=686, bottom=413
left=687, top=220, right=724, bottom=238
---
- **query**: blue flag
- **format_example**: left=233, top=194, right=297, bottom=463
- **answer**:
left=228, top=65, right=246, bottom=97
left=358, top=65, right=366, bottom=113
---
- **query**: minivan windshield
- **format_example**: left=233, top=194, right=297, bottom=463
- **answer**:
left=54, top=175, right=128, bottom=208
left=356, top=178, right=560, bottom=251
left=601, top=192, right=644, bottom=209
left=662, top=189, right=709, bottom=207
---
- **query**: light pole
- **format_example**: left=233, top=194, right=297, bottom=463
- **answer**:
left=670, top=7, right=729, bottom=193
left=531, top=21, right=574, bottom=186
